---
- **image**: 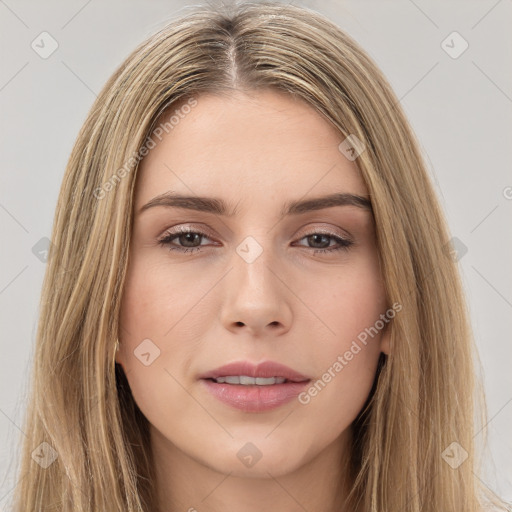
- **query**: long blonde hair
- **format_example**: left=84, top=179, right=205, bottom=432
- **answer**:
left=11, top=1, right=510, bottom=511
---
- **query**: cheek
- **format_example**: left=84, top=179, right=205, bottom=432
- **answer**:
left=117, top=260, right=197, bottom=422
left=298, top=249, right=386, bottom=352
left=118, top=259, right=176, bottom=380
left=118, top=254, right=214, bottom=394
left=293, top=256, right=386, bottom=418
left=119, top=258, right=194, bottom=338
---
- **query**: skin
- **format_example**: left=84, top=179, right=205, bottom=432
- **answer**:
left=117, top=89, right=390, bottom=512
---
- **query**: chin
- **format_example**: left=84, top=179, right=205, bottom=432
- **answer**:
left=201, top=437, right=307, bottom=478
left=213, top=455, right=302, bottom=479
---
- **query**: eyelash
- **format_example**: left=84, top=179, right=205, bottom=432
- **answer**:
left=157, top=226, right=354, bottom=255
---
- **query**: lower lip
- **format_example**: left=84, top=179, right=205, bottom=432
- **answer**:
left=200, top=379, right=310, bottom=412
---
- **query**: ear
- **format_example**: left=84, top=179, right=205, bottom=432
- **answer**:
left=115, top=341, right=124, bottom=368
left=379, top=322, right=391, bottom=355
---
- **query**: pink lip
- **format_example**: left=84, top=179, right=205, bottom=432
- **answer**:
left=199, top=361, right=311, bottom=413
left=199, top=360, right=310, bottom=382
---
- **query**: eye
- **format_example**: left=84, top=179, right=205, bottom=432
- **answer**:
left=294, top=232, right=353, bottom=254
left=157, top=227, right=354, bottom=255
left=157, top=227, right=214, bottom=253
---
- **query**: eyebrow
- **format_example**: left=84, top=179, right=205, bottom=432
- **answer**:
left=138, top=191, right=372, bottom=217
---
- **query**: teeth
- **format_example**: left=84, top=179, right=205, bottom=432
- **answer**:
left=213, top=375, right=287, bottom=385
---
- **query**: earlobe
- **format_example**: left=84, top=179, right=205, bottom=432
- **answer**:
left=380, top=326, right=391, bottom=355
left=114, top=339, right=123, bottom=367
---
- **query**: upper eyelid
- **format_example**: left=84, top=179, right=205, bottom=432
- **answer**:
left=159, top=225, right=216, bottom=241
left=159, top=223, right=350, bottom=234
left=158, top=225, right=353, bottom=243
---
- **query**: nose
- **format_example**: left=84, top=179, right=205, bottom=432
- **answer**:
left=219, top=242, right=293, bottom=337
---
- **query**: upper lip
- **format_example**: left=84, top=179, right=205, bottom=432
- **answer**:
left=199, top=361, right=311, bottom=383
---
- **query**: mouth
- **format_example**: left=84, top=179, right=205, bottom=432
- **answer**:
left=206, top=376, right=290, bottom=385
left=199, top=361, right=311, bottom=412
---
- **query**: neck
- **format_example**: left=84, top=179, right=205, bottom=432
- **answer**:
left=151, top=426, right=355, bottom=512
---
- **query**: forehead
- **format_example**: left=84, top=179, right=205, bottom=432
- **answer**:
left=135, top=90, right=368, bottom=210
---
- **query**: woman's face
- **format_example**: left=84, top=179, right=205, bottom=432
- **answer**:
left=118, top=89, right=390, bottom=478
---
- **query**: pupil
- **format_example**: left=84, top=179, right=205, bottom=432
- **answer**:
left=309, top=234, right=329, bottom=248
left=181, top=233, right=200, bottom=247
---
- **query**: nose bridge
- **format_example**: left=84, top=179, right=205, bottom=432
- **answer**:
left=220, top=232, right=292, bottom=334
left=232, top=233, right=281, bottom=298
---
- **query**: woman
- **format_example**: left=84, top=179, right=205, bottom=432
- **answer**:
left=12, top=1, right=510, bottom=511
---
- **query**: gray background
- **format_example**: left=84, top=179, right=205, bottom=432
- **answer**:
left=1, top=0, right=511, bottom=508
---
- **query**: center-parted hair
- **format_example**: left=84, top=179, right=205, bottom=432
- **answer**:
left=12, top=2, right=507, bottom=511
